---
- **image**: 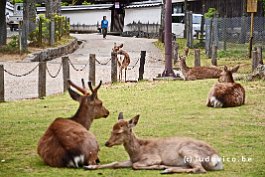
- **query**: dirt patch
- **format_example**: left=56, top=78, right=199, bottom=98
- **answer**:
left=0, top=53, right=27, bottom=62
left=0, top=47, right=43, bottom=62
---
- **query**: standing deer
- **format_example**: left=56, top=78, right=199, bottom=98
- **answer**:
left=207, top=65, right=245, bottom=108
left=37, top=80, right=109, bottom=168
left=112, top=43, right=131, bottom=82
left=84, top=113, right=223, bottom=174
left=179, top=56, right=222, bottom=80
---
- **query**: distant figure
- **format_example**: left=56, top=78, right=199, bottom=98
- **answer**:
left=101, top=16, right=108, bottom=39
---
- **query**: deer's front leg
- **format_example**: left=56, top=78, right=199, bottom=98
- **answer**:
left=84, top=160, right=132, bottom=170
left=132, top=158, right=169, bottom=170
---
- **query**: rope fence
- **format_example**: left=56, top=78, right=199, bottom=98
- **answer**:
left=0, top=51, right=147, bottom=102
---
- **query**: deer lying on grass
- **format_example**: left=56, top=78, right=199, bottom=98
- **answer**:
left=112, top=43, right=131, bottom=82
left=84, top=113, right=223, bottom=174
left=207, top=65, right=245, bottom=108
left=37, top=80, right=109, bottom=168
left=179, top=56, right=222, bottom=80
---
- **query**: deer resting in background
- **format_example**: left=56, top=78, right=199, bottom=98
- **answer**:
left=207, top=65, right=245, bottom=108
left=179, top=56, right=222, bottom=80
left=37, top=80, right=109, bottom=168
left=112, top=43, right=131, bottom=82
left=84, top=113, right=223, bottom=174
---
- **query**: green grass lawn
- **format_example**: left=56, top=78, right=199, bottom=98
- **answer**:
left=0, top=79, right=265, bottom=177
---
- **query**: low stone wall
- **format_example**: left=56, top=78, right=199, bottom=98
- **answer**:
left=25, top=38, right=79, bottom=62
left=121, top=31, right=159, bottom=39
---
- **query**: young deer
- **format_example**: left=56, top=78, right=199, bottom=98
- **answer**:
left=112, top=43, right=131, bottom=82
left=179, top=56, right=222, bottom=80
left=37, top=80, right=109, bottom=168
left=207, top=65, right=245, bottom=108
left=84, top=113, right=223, bottom=174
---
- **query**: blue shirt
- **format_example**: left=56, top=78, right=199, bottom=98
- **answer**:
left=101, top=19, right=108, bottom=29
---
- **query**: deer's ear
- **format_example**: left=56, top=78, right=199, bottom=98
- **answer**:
left=119, top=44, right=123, bottom=48
left=118, top=112, right=124, bottom=120
left=68, top=88, right=81, bottom=102
left=231, top=65, right=240, bottom=73
left=128, top=115, right=140, bottom=128
left=224, top=66, right=228, bottom=71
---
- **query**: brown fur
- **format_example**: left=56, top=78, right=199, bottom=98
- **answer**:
left=84, top=113, right=223, bottom=174
left=37, top=80, right=109, bottom=167
left=112, top=43, right=131, bottom=82
left=179, top=56, right=222, bottom=80
left=207, top=66, right=245, bottom=108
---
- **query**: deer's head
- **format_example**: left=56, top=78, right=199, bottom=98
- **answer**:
left=105, top=112, right=140, bottom=147
left=68, top=79, right=109, bottom=119
left=218, top=65, right=240, bottom=83
left=112, top=43, right=123, bottom=53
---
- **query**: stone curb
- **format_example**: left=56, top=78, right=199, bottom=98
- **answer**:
left=24, top=38, right=79, bottom=62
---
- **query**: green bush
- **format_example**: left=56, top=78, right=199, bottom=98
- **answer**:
left=204, top=8, right=217, bottom=18
left=0, top=36, right=20, bottom=53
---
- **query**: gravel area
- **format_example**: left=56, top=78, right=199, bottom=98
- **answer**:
left=0, top=33, right=165, bottom=101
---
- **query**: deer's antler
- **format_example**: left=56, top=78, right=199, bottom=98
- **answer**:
left=68, top=79, right=88, bottom=95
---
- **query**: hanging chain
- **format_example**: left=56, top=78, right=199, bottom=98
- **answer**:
left=68, top=58, right=89, bottom=71
left=95, top=58, right=111, bottom=65
left=46, top=63, right=62, bottom=78
left=3, top=63, right=40, bottom=77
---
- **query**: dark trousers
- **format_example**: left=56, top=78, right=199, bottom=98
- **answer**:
left=102, top=28, right=107, bottom=38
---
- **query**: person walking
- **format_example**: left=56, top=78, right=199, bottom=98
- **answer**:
left=101, top=16, right=108, bottom=39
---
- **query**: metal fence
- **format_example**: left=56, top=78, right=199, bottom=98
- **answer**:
left=205, top=16, right=265, bottom=58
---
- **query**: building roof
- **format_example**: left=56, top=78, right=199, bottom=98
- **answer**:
left=37, top=4, right=113, bottom=12
left=125, top=0, right=162, bottom=8
left=172, top=0, right=197, bottom=2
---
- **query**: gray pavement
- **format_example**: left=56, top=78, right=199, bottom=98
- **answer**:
left=1, top=33, right=165, bottom=101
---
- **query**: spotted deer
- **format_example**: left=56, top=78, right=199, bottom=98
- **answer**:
left=37, top=80, right=109, bottom=168
left=207, top=65, right=245, bottom=108
left=179, top=56, right=222, bottom=80
left=112, top=43, right=131, bottom=82
left=84, top=113, right=223, bottom=174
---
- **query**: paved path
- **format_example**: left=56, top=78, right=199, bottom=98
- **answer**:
left=1, top=34, right=165, bottom=101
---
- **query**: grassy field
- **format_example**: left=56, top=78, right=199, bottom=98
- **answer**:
left=0, top=79, right=265, bottom=177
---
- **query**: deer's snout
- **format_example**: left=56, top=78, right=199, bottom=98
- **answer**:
left=105, top=141, right=111, bottom=147
left=104, top=109, right=110, bottom=118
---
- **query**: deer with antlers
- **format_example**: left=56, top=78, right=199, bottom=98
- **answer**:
left=112, top=43, right=131, bottom=82
left=37, top=80, right=109, bottom=168
left=207, top=65, right=245, bottom=108
left=84, top=113, right=223, bottom=174
left=179, top=56, right=222, bottom=80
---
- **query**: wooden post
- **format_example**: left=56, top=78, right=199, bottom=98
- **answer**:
left=0, top=65, right=4, bottom=102
left=186, top=11, right=193, bottom=48
left=62, top=56, right=70, bottom=92
left=252, top=51, right=258, bottom=71
left=138, top=51, right=146, bottom=81
left=89, top=54, right=96, bottom=86
left=211, top=45, right=217, bottom=66
left=257, top=46, right=263, bottom=64
left=207, top=18, right=213, bottom=58
left=111, top=52, right=117, bottom=83
left=38, top=61, right=46, bottom=98
left=194, top=49, right=201, bottom=67
left=249, top=12, right=254, bottom=58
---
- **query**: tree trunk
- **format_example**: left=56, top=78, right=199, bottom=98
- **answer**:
left=0, top=0, right=7, bottom=46
left=57, top=0, right=62, bottom=15
left=22, top=0, right=29, bottom=51
left=46, top=0, right=53, bottom=18
left=29, top=0, right=36, bottom=34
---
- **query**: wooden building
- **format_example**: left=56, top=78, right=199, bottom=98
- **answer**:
left=173, top=0, right=264, bottom=17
